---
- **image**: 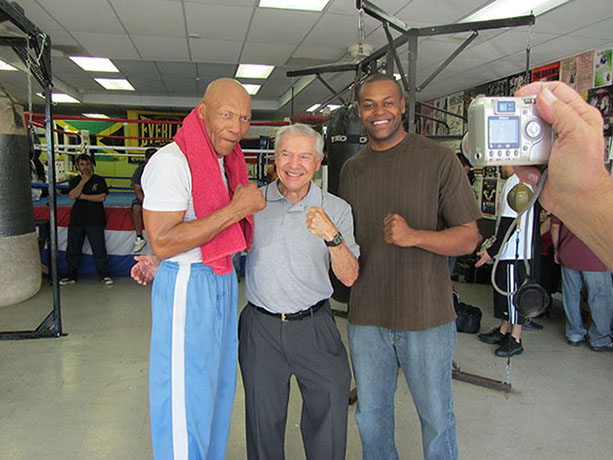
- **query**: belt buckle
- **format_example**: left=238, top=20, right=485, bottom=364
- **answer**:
left=281, top=313, right=288, bottom=322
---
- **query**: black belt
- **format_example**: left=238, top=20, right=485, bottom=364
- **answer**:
left=249, top=299, right=327, bottom=322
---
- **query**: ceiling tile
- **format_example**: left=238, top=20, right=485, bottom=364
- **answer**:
left=110, top=0, right=187, bottom=37
left=302, top=12, right=377, bottom=49
left=37, top=0, right=125, bottom=34
left=184, top=3, right=253, bottom=42
left=114, top=60, right=162, bottom=77
left=240, top=42, right=295, bottom=66
left=189, top=39, right=243, bottom=63
left=246, top=8, right=320, bottom=45
left=72, top=32, right=141, bottom=59
left=156, top=62, right=197, bottom=78
left=196, top=62, right=238, bottom=77
left=131, top=36, right=190, bottom=61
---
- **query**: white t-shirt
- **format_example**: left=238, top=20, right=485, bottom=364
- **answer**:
left=142, top=142, right=228, bottom=263
left=497, top=174, right=535, bottom=261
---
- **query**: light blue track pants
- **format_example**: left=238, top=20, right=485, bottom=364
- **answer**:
left=149, top=260, right=238, bottom=460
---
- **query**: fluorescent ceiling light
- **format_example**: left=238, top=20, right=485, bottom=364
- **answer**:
left=462, top=0, right=571, bottom=22
left=83, top=113, right=110, bottom=119
left=306, top=103, right=321, bottom=112
left=326, top=104, right=341, bottom=111
left=95, top=78, right=135, bottom=91
left=259, top=0, right=329, bottom=12
left=242, top=84, right=261, bottom=95
left=236, top=64, right=275, bottom=79
left=0, top=59, right=18, bottom=71
left=69, top=56, right=119, bottom=72
left=36, top=92, right=80, bottom=104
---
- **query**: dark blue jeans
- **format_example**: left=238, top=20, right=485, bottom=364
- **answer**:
left=65, top=224, right=110, bottom=280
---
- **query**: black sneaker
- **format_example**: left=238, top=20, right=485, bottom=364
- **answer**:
left=590, top=342, right=613, bottom=352
left=495, top=336, right=524, bottom=357
left=523, top=318, right=544, bottom=331
left=478, top=327, right=509, bottom=345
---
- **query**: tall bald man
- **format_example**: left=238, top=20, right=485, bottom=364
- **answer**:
left=141, top=78, right=265, bottom=460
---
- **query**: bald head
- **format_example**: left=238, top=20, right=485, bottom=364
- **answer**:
left=198, top=78, right=252, bottom=157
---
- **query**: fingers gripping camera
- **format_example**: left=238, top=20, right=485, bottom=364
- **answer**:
left=463, top=96, right=554, bottom=167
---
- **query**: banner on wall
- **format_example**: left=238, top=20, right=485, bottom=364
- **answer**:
left=419, top=100, right=435, bottom=136
left=487, top=78, right=509, bottom=96
left=508, top=72, right=530, bottom=95
left=587, top=86, right=613, bottom=136
left=576, top=51, right=595, bottom=95
left=447, top=91, right=464, bottom=136
left=126, top=109, right=187, bottom=164
left=593, top=49, right=613, bottom=88
left=481, top=178, right=498, bottom=217
left=560, top=57, right=578, bottom=89
left=531, top=62, right=560, bottom=82
left=434, top=96, right=448, bottom=136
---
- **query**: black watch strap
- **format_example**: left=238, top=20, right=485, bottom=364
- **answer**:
left=325, top=231, right=343, bottom=247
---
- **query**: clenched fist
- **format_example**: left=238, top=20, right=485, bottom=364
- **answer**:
left=383, top=213, right=419, bottom=247
left=306, top=206, right=338, bottom=241
left=231, top=183, right=266, bottom=218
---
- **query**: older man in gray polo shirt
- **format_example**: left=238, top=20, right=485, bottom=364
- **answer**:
left=239, top=123, right=359, bottom=460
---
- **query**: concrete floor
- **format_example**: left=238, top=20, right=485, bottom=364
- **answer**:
left=1, top=277, right=612, bottom=460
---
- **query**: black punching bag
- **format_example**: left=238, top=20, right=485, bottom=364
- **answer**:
left=0, top=96, right=41, bottom=306
left=326, top=103, right=368, bottom=195
left=325, top=103, right=367, bottom=303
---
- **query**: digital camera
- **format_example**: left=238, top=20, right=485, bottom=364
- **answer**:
left=463, top=96, right=554, bottom=167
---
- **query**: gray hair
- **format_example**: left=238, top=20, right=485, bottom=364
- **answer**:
left=275, top=123, right=324, bottom=159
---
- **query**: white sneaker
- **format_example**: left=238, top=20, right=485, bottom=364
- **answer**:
left=59, top=277, right=76, bottom=286
left=101, top=277, right=114, bottom=286
left=132, top=236, right=147, bottom=253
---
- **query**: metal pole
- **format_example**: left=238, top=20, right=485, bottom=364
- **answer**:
left=45, top=84, right=62, bottom=336
left=407, top=34, right=418, bottom=133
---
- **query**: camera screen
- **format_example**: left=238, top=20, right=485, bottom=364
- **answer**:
left=488, top=117, right=520, bottom=148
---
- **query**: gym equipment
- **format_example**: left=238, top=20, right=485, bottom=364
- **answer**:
left=0, top=97, right=41, bottom=306
left=0, top=0, right=63, bottom=339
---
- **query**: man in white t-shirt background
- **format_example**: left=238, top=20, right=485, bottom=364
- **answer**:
left=475, top=166, right=536, bottom=357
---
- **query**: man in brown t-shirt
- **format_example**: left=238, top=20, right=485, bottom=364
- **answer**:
left=339, top=74, right=482, bottom=460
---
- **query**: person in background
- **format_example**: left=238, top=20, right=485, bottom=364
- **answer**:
left=550, top=216, right=613, bottom=351
left=59, top=154, right=113, bottom=286
left=131, top=146, right=156, bottom=253
left=476, top=168, right=536, bottom=357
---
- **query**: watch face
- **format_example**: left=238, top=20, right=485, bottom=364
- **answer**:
left=326, top=232, right=343, bottom=247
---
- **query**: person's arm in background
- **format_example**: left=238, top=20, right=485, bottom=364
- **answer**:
left=68, top=174, right=89, bottom=200
left=515, top=81, right=613, bottom=270
left=133, top=183, right=144, bottom=202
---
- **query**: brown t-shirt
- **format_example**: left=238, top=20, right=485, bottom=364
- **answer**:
left=339, top=133, right=482, bottom=331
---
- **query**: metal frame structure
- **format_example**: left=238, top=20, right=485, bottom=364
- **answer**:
left=288, top=0, right=537, bottom=392
left=287, top=0, right=535, bottom=138
left=0, top=0, right=63, bottom=340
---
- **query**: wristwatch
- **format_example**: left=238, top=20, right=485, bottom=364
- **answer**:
left=325, top=231, right=343, bottom=247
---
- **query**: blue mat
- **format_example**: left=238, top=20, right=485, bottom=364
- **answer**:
left=34, top=192, right=136, bottom=207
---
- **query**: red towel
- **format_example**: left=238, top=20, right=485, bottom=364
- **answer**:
left=174, top=108, right=254, bottom=274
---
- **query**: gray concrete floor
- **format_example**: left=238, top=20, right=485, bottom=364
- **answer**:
left=1, top=277, right=612, bottom=460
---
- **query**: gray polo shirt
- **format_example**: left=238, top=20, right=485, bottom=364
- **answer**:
left=245, top=180, right=360, bottom=314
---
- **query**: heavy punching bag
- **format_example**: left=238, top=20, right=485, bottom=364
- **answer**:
left=0, top=96, right=41, bottom=306
left=325, top=103, right=367, bottom=303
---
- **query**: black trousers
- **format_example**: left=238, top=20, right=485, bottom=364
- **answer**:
left=493, top=260, right=529, bottom=325
left=65, top=224, right=111, bottom=279
left=238, top=301, right=351, bottom=460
